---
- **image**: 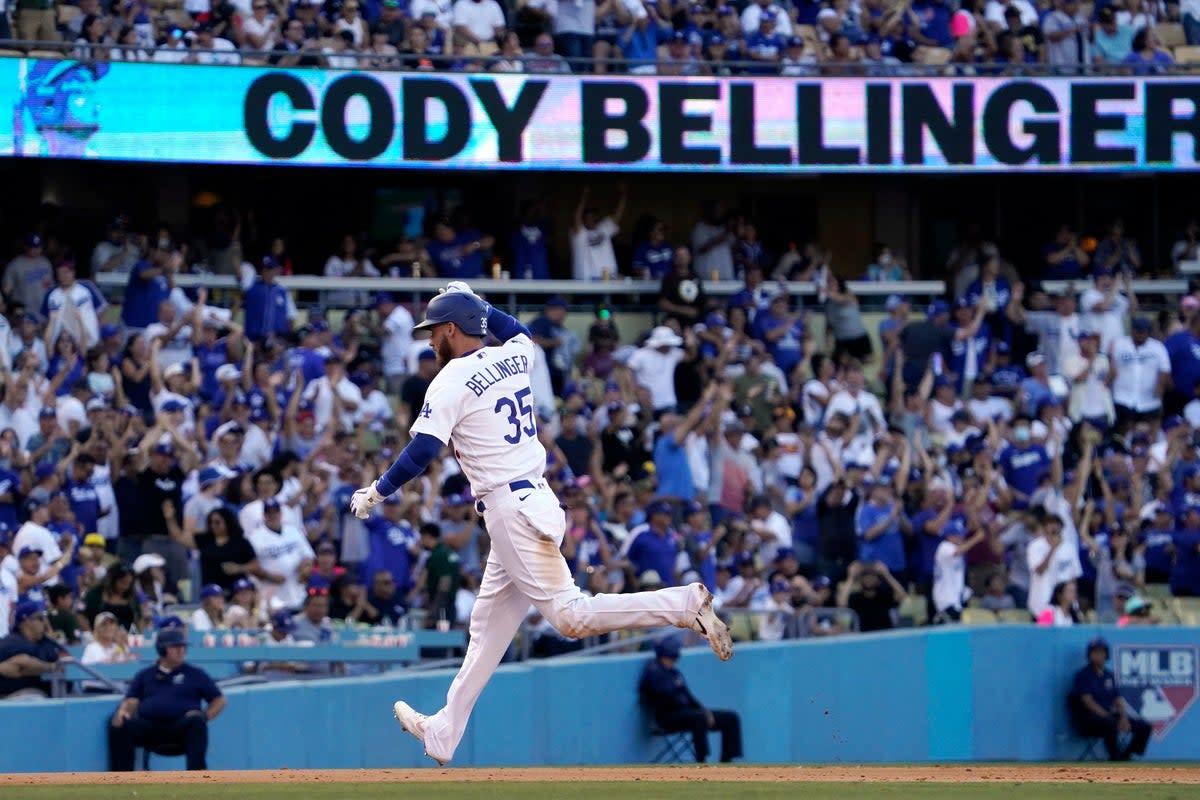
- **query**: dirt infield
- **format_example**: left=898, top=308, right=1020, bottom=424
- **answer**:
left=4, top=766, right=1199, bottom=786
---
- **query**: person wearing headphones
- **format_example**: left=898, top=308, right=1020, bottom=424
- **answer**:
left=107, top=628, right=226, bottom=771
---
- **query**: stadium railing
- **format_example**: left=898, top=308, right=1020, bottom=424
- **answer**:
left=5, top=41, right=1200, bottom=76
left=91, top=272, right=948, bottom=311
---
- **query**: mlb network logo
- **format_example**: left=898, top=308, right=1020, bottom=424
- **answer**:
left=1115, top=645, right=1200, bottom=739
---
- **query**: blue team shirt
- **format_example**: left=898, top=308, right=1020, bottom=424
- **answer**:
left=65, top=478, right=101, bottom=536
left=998, top=443, right=1051, bottom=503
left=909, top=508, right=951, bottom=584
left=949, top=324, right=991, bottom=393
left=1019, top=378, right=1054, bottom=417
left=510, top=225, right=550, bottom=280
left=426, top=234, right=484, bottom=279
left=653, top=435, right=694, bottom=499
left=855, top=501, right=906, bottom=573
left=1171, top=529, right=1200, bottom=595
left=194, top=340, right=230, bottom=400
left=626, top=525, right=680, bottom=586
left=1141, top=527, right=1176, bottom=576
left=786, top=487, right=819, bottom=550
left=990, top=363, right=1026, bottom=394
left=243, top=280, right=291, bottom=340
left=362, top=516, right=419, bottom=592
left=1166, top=330, right=1200, bottom=399
left=633, top=243, right=674, bottom=279
left=752, top=310, right=805, bottom=375
left=912, top=0, right=952, bottom=45
left=0, top=468, right=19, bottom=530
left=121, top=261, right=170, bottom=328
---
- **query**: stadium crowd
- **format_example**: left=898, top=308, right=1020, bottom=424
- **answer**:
left=2, top=198, right=1200, bottom=698
left=1, top=0, right=1199, bottom=73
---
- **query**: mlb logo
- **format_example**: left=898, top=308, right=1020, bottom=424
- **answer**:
left=1115, top=644, right=1200, bottom=739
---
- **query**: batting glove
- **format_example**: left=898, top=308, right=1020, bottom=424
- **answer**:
left=441, top=281, right=474, bottom=295
left=349, top=482, right=386, bottom=520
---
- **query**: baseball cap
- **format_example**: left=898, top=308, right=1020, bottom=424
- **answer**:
left=85, top=397, right=108, bottom=413
left=1075, top=329, right=1099, bottom=341
left=382, top=493, right=403, bottom=506
left=639, top=569, right=665, bottom=586
left=1124, top=595, right=1150, bottom=614
left=811, top=575, right=832, bottom=590
left=38, top=407, right=57, bottom=419
left=1114, top=582, right=1137, bottom=599
left=14, top=601, right=46, bottom=626
left=25, top=233, right=43, bottom=248
left=995, top=340, right=1011, bottom=354
left=417, top=349, right=437, bottom=362
left=34, top=463, right=57, bottom=482
left=100, top=323, right=120, bottom=339
left=23, top=496, right=47, bottom=516
left=446, top=493, right=472, bottom=508
left=654, top=636, right=682, bottom=659
left=1131, top=316, right=1153, bottom=332
left=83, top=533, right=106, bottom=548
left=787, top=35, right=803, bottom=47
left=927, top=300, right=950, bottom=318
left=942, top=516, right=967, bottom=538
left=647, top=500, right=673, bottom=517
left=317, top=540, right=336, bottom=554
left=133, top=553, right=166, bottom=574
left=261, top=255, right=281, bottom=271
left=683, top=499, right=705, bottom=516
left=885, top=294, right=907, bottom=312
left=200, top=583, right=223, bottom=600
left=153, top=442, right=175, bottom=457
left=271, top=609, right=296, bottom=633
left=709, top=32, right=725, bottom=44
left=232, top=577, right=255, bottom=593
left=373, top=292, right=396, bottom=307
left=769, top=579, right=790, bottom=594
left=198, top=466, right=228, bottom=488
left=215, top=364, right=241, bottom=383
left=775, top=547, right=797, bottom=562
left=161, top=398, right=186, bottom=412
left=263, top=498, right=282, bottom=513
left=18, top=545, right=43, bottom=559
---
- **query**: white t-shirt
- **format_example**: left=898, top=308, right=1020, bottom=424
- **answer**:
left=984, top=0, right=1038, bottom=26
left=967, top=395, right=1013, bottom=425
left=740, top=3, right=794, bottom=37
left=452, top=0, right=505, bottom=41
left=626, top=346, right=684, bottom=412
left=410, top=0, right=454, bottom=27
left=1110, top=335, right=1170, bottom=412
left=242, top=14, right=278, bottom=49
left=57, top=395, right=87, bottom=436
left=360, top=388, right=395, bottom=433
left=1064, top=354, right=1112, bottom=422
left=1026, top=535, right=1081, bottom=616
left=0, top=567, right=16, bottom=637
left=91, top=462, right=118, bottom=541
left=81, top=640, right=123, bottom=665
left=45, top=282, right=104, bottom=349
left=381, top=305, right=415, bottom=378
left=1024, top=311, right=1081, bottom=376
left=933, top=539, right=968, bottom=612
left=247, top=523, right=315, bottom=611
left=323, top=256, right=380, bottom=307
left=190, top=607, right=220, bottom=632
left=194, top=37, right=240, bottom=65
left=1079, top=287, right=1130, bottom=354
left=409, top=331, right=547, bottom=497
left=303, top=375, right=364, bottom=433
left=570, top=219, right=619, bottom=281
left=753, top=510, right=792, bottom=563
left=144, top=322, right=194, bottom=369
left=801, top=379, right=832, bottom=427
left=11, top=522, right=64, bottom=584
left=691, top=220, right=735, bottom=281
left=825, top=389, right=886, bottom=446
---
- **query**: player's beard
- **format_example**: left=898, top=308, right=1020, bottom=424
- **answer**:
left=435, top=336, right=455, bottom=367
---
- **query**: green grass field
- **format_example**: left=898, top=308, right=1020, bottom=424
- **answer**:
left=4, top=783, right=1197, bottom=800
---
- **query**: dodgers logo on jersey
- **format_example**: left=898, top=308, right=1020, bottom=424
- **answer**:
left=1115, top=644, right=1199, bottom=740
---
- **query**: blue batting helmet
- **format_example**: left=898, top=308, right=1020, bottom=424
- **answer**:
left=413, top=292, right=490, bottom=337
left=155, top=628, right=188, bottom=657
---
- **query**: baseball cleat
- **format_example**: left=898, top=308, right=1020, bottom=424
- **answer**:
left=691, top=585, right=733, bottom=661
left=393, top=701, right=446, bottom=767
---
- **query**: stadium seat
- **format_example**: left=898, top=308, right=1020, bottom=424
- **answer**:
left=997, top=609, right=1033, bottom=624
left=57, top=5, right=81, bottom=26
left=1175, top=45, right=1200, bottom=64
left=897, top=594, right=928, bottom=627
left=1158, top=22, right=1187, bottom=49
left=960, top=608, right=998, bottom=626
left=1142, top=583, right=1172, bottom=605
left=0, top=49, right=25, bottom=57
left=914, top=46, right=952, bottom=65
left=1171, top=597, right=1200, bottom=625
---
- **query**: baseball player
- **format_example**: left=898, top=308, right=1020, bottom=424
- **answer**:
left=349, top=282, right=732, bottom=767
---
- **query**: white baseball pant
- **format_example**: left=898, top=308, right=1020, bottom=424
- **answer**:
left=420, top=484, right=704, bottom=763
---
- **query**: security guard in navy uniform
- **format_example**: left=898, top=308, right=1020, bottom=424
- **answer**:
left=108, top=628, right=227, bottom=771
left=1067, top=637, right=1152, bottom=761
left=638, top=637, right=743, bottom=763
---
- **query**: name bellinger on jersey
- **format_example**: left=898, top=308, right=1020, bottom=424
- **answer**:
left=409, top=330, right=547, bottom=499
left=462, top=354, right=531, bottom=397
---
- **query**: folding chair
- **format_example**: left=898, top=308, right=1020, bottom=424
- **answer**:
left=1077, top=736, right=1105, bottom=762
left=138, top=740, right=188, bottom=771
left=647, top=720, right=695, bottom=764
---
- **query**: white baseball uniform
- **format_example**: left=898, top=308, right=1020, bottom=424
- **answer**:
left=409, top=324, right=706, bottom=764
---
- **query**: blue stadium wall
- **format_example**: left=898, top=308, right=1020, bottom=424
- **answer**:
left=3, top=626, right=1198, bottom=771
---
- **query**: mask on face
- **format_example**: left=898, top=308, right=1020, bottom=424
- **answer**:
left=158, top=237, right=171, bottom=250
left=935, top=454, right=947, bottom=468
left=1014, top=427, right=1031, bottom=443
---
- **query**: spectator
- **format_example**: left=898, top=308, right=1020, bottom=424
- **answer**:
left=247, top=498, right=314, bottom=612
left=823, top=276, right=871, bottom=366
left=744, top=11, right=787, bottom=73
left=622, top=501, right=681, bottom=587
left=192, top=21, right=241, bottom=65
left=0, top=602, right=64, bottom=699
left=1042, top=0, right=1089, bottom=66
left=1172, top=503, right=1200, bottom=597
left=452, top=0, right=505, bottom=54
left=627, top=325, right=686, bottom=415
left=420, top=522, right=460, bottom=628
left=984, top=0, right=1037, bottom=28
left=1092, top=218, right=1142, bottom=277
left=243, top=0, right=280, bottom=50
left=691, top=202, right=736, bottom=282
left=421, top=216, right=493, bottom=280
left=82, top=563, right=140, bottom=631
left=657, top=248, right=708, bottom=327
left=371, top=293, right=414, bottom=396
left=4, top=234, right=53, bottom=316
left=528, top=296, right=578, bottom=394
left=638, top=637, right=743, bottom=762
left=1122, top=25, right=1174, bottom=72
left=551, top=0, right=596, bottom=67
left=659, top=29, right=709, bottom=74
left=335, top=0, right=372, bottom=47
left=1080, top=268, right=1137, bottom=354
left=81, top=611, right=134, bottom=668
left=1008, top=285, right=1081, bottom=378
left=570, top=185, right=624, bottom=281
left=510, top=200, right=552, bottom=279
left=1042, top=223, right=1090, bottom=281
left=108, top=627, right=227, bottom=771
left=1092, top=6, right=1135, bottom=63
left=837, top=560, right=904, bottom=632
left=740, top=0, right=792, bottom=37
left=271, top=18, right=327, bottom=65
left=1068, top=638, right=1152, bottom=761
left=1064, top=330, right=1112, bottom=428
left=909, top=0, right=953, bottom=48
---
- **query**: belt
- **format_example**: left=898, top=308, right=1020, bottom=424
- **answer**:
left=475, top=480, right=538, bottom=513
